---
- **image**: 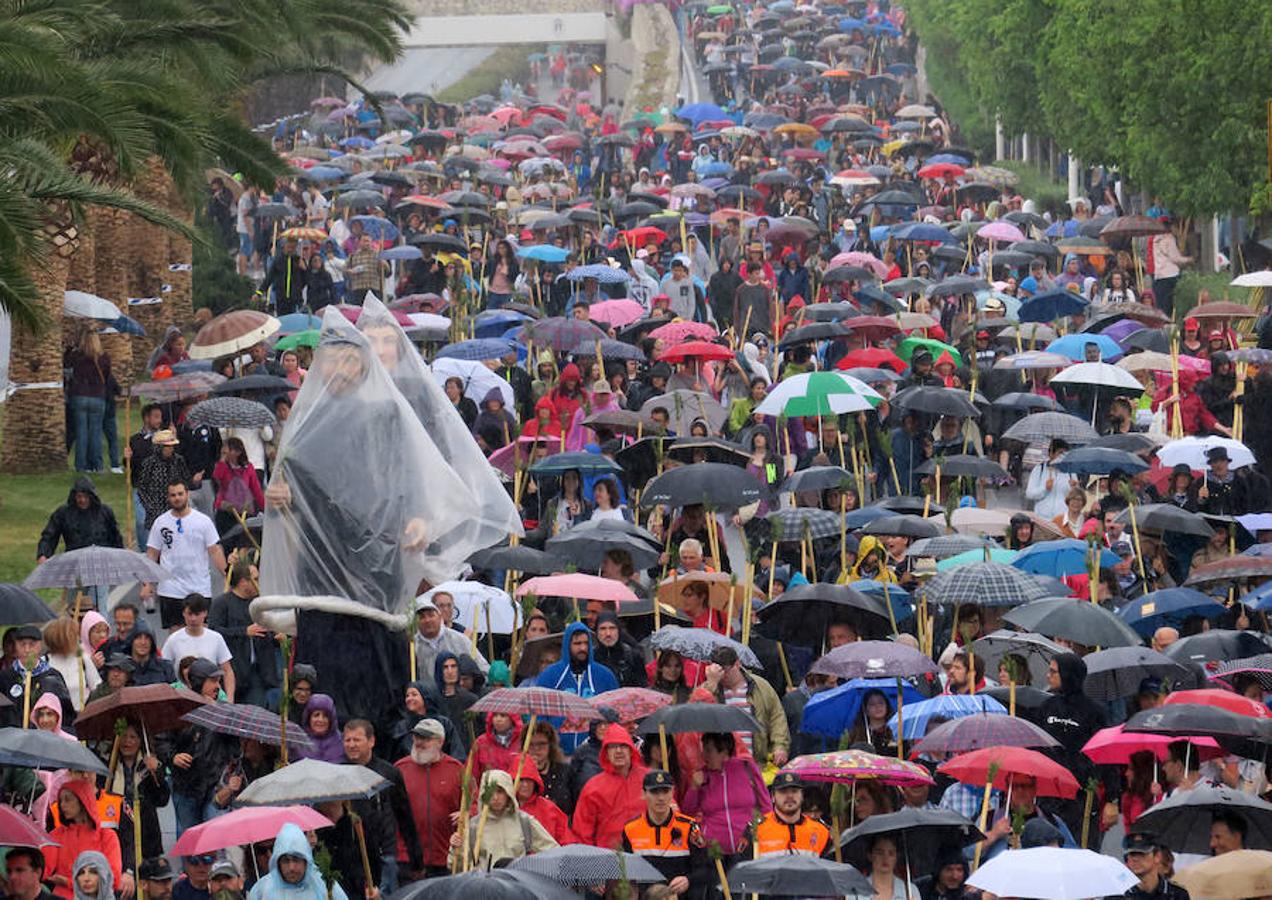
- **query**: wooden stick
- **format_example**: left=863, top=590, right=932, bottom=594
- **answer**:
left=775, top=642, right=794, bottom=692
left=347, top=802, right=376, bottom=891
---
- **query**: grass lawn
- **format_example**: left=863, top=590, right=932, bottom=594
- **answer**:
left=0, top=405, right=139, bottom=591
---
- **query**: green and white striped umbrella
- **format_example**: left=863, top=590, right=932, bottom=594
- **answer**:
left=754, top=371, right=884, bottom=418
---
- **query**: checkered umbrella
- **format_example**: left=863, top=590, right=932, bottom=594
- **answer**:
left=585, top=688, right=671, bottom=723
left=906, top=534, right=995, bottom=560
left=649, top=625, right=761, bottom=669
left=768, top=507, right=842, bottom=541
left=520, top=316, right=607, bottom=351
left=1002, top=411, right=1100, bottom=447
left=186, top=396, right=276, bottom=429
left=915, top=713, right=1058, bottom=756
left=182, top=702, right=312, bottom=749
left=469, top=687, right=603, bottom=721
left=24, top=546, right=167, bottom=589
left=1210, top=654, right=1272, bottom=691
left=809, top=639, right=940, bottom=680
left=510, top=845, right=665, bottom=886
left=435, top=338, right=519, bottom=362
left=922, top=562, right=1053, bottom=607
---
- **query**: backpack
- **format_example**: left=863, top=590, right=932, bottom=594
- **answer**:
left=220, top=467, right=256, bottom=515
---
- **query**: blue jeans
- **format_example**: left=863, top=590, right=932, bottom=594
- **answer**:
left=172, top=792, right=221, bottom=839
left=133, top=490, right=147, bottom=550
left=103, top=399, right=120, bottom=468
left=379, top=855, right=398, bottom=895
left=70, top=395, right=106, bottom=471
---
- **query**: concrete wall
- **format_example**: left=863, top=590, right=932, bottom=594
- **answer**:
left=405, top=0, right=601, bottom=14
left=622, top=4, right=680, bottom=119
left=401, top=12, right=608, bottom=45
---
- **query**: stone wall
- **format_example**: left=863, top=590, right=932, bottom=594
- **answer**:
left=622, top=4, right=680, bottom=119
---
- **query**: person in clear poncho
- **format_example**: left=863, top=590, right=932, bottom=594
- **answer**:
left=259, top=307, right=501, bottom=727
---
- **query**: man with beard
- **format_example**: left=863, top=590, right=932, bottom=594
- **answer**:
left=591, top=612, right=644, bottom=687
left=751, top=772, right=830, bottom=857
left=394, top=719, right=461, bottom=878
left=536, top=623, right=618, bottom=752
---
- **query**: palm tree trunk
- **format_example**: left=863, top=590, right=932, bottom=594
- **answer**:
left=127, top=161, right=177, bottom=379
left=89, top=206, right=133, bottom=388
left=164, top=170, right=195, bottom=328
left=2, top=249, right=69, bottom=473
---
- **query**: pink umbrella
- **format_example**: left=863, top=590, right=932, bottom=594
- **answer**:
left=1081, top=724, right=1224, bottom=765
left=828, top=251, right=889, bottom=279
left=171, top=806, right=333, bottom=856
left=490, top=106, right=521, bottom=124
left=588, top=299, right=645, bottom=328
left=516, top=573, right=639, bottom=604
left=649, top=320, right=718, bottom=343
left=783, top=749, right=934, bottom=786
left=487, top=435, right=561, bottom=476
left=977, top=221, right=1027, bottom=244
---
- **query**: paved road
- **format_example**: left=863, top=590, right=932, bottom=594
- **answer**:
left=364, top=47, right=498, bottom=97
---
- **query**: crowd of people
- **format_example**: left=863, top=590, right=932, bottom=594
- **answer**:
left=18, top=0, right=1272, bottom=899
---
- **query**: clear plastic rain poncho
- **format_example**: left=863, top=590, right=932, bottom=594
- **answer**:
left=259, top=305, right=515, bottom=628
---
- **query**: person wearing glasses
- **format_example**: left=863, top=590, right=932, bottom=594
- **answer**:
left=140, top=480, right=226, bottom=633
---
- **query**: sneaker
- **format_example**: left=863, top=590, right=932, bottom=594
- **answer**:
left=110, top=466, right=124, bottom=474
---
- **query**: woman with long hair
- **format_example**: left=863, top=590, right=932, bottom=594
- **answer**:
left=527, top=721, right=574, bottom=814
left=483, top=240, right=520, bottom=309
left=67, top=331, right=112, bottom=473
left=860, top=834, right=917, bottom=900
left=212, top=436, right=264, bottom=537
left=589, top=478, right=630, bottom=523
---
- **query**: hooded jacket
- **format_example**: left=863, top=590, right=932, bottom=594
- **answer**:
left=451, top=769, right=558, bottom=871
left=124, top=627, right=174, bottom=687
left=248, top=822, right=349, bottom=900
left=37, top=477, right=124, bottom=559
left=547, top=363, right=584, bottom=429
left=472, top=387, right=518, bottom=450
left=31, top=692, right=76, bottom=826
left=296, top=694, right=344, bottom=763
left=590, top=612, right=646, bottom=687
left=571, top=724, right=649, bottom=849
left=70, top=850, right=114, bottom=900
left=681, top=753, right=772, bottom=854
left=46, top=778, right=122, bottom=900
left=469, top=703, right=523, bottom=789
left=507, top=754, right=574, bottom=845
left=1038, top=652, right=1105, bottom=783
left=534, top=623, right=619, bottom=752
left=430, top=657, right=478, bottom=751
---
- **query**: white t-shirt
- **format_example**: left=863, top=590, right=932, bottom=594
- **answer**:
left=162, top=628, right=232, bottom=667
left=147, top=509, right=219, bottom=598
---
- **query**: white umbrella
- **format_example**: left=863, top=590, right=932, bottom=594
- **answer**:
left=1231, top=272, right=1272, bottom=288
left=430, top=357, right=515, bottom=410
left=63, top=290, right=121, bottom=321
left=419, top=581, right=521, bottom=635
left=1050, top=361, right=1144, bottom=392
left=753, top=371, right=883, bottom=417
left=967, top=847, right=1138, bottom=900
left=1157, top=435, right=1255, bottom=470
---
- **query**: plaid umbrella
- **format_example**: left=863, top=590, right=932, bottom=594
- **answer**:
left=435, top=338, right=519, bottom=362
left=906, top=534, right=995, bottom=560
left=938, top=746, right=1080, bottom=798
left=0, top=584, right=56, bottom=625
left=24, top=547, right=167, bottom=589
left=915, top=713, right=1058, bottom=756
left=236, top=758, right=388, bottom=806
left=970, top=629, right=1068, bottom=686
left=783, top=749, right=934, bottom=786
left=809, top=640, right=940, bottom=680
left=0, top=727, right=108, bottom=773
left=587, top=688, right=671, bottom=722
left=509, top=845, right=665, bottom=886
left=73, top=684, right=207, bottom=740
left=923, top=562, right=1052, bottom=607
left=885, top=694, right=1007, bottom=742
left=186, top=396, right=276, bottom=429
left=470, top=687, right=603, bottom=721
left=1080, top=647, right=1196, bottom=703
left=768, top=507, right=842, bottom=541
left=182, top=702, right=312, bottom=749
left=129, top=372, right=226, bottom=401
left=521, top=316, right=607, bottom=351
left=1186, top=555, right=1272, bottom=584
left=649, top=625, right=761, bottom=669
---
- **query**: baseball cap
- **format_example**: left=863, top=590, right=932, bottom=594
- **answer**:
left=643, top=770, right=674, bottom=791
left=1122, top=832, right=1158, bottom=856
left=412, top=718, right=445, bottom=739
left=414, top=596, right=439, bottom=613
left=1020, top=818, right=1062, bottom=848
left=10, top=625, right=41, bottom=641
left=210, top=861, right=240, bottom=880
left=139, top=859, right=175, bottom=881
left=188, top=658, right=222, bottom=684
left=771, top=771, right=803, bottom=790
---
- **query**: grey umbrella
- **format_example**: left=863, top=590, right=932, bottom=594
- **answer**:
left=24, top=547, right=167, bottom=589
left=970, top=629, right=1067, bottom=685
left=0, top=584, right=56, bottom=625
left=1003, top=598, right=1142, bottom=648
left=235, top=758, right=387, bottom=806
left=1080, top=647, right=1194, bottom=703
left=728, top=856, right=874, bottom=897
left=1002, top=411, right=1099, bottom=446
left=467, top=544, right=561, bottom=575
left=1133, top=785, right=1272, bottom=854
left=649, top=625, right=761, bottom=669
left=809, top=639, right=940, bottom=680
left=923, top=562, right=1053, bottom=607
left=509, top=845, right=664, bottom=885
left=186, top=396, right=277, bottom=429
left=391, top=870, right=577, bottom=900
left=1115, top=503, right=1214, bottom=537
left=0, top=727, right=107, bottom=774
left=546, top=519, right=661, bottom=571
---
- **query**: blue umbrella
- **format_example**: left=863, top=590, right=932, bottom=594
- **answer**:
left=519, top=244, right=570, bottom=263
left=339, top=136, right=374, bottom=149
left=351, top=215, right=399, bottom=241
left=1046, top=333, right=1123, bottom=361
left=435, top=338, right=518, bottom=362
left=675, top=102, right=726, bottom=126
left=886, top=693, right=1006, bottom=741
left=104, top=315, right=145, bottom=336
left=1011, top=538, right=1119, bottom=577
left=926, top=152, right=970, bottom=166
left=1116, top=588, right=1228, bottom=637
left=891, top=222, right=956, bottom=244
left=380, top=245, right=422, bottom=261
left=849, top=580, right=914, bottom=624
left=936, top=548, right=1019, bottom=570
left=276, top=312, right=322, bottom=335
left=701, top=161, right=733, bottom=178
left=1018, top=289, right=1088, bottom=324
left=473, top=310, right=532, bottom=338
left=303, top=166, right=347, bottom=181
left=802, top=677, right=924, bottom=739
left=1054, top=446, right=1149, bottom=476
left=839, top=16, right=868, bottom=31
left=565, top=264, right=630, bottom=284
left=869, top=225, right=892, bottom=244
left=886, top=63, right=919, bottom=77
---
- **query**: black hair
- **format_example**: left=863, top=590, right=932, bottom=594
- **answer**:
left=1212, top=811, right=1247, bottom=841
left=182, top=593, right=210, bottom=614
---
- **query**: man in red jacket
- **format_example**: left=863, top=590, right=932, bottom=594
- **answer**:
left=571, top=724, right=648, bottom=849
left=394, top=719, right=462, bottom=877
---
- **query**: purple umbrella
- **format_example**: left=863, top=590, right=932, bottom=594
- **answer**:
left=810, top=640, right=941, bottom=680
left=914, top=713, right=1059, bottom=755
left=1103, top=319, right=1146, bottom=345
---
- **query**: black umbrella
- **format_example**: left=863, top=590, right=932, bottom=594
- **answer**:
left=1165, top=630, right=1272, bottom=665
left=875, top=495, right=931, bottom=515
left=893, top=386, right=981, bottom=418
left=1003, top=598, right=1141, bottom=649
left=639, top=462, right=768, bottom=509
left=615, top=598, right=690, bottom=642
left=0, top=585, right=56, bottom=625
left=915, top=454, right=1008, bottom=479
left=665, top=437, right=750, bottom=466
left=613, top=435, right=673, bottom=487
left=1124, top=329, right=1170, bottom=353
left=1091, top=432, right=1162, bottom=453
left=779, top=465, right=854, bottom=495
left=408, top=232, right=468, bottom=253
left=390, top=869, right=578, bottom=900
left=838, top=808, right=984, bottom=876
left=983, top=685, right=1050, bottom=714
left=1124, top=704, right=1270, bottom=760
left=728, top=856, right=873, bottom=897
left=0, top=727, right=107, bottom=774
left=861, top=515, right=941, bottom=539
left=757, top=583, right=893, bottom=645
left=545, top=519, right=662, bottom=571
left=636, top=702, right=761, bottom=736
left=1133, top=785, right=1272, bottom=854
left=1080, top=647, right=1194, bottom=703
left=778, top=321, right=849, bottom=349
left=993, top=392, right=1059, bottom=412
left=467, top=544, right=561, bottom=575
left=1115, top=503, right=1213, bottom=537
left=212, top=374, right=293, bottom=395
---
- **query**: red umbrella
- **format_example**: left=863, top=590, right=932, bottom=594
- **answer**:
left=1082, top=724, right=1224, bottom=765
left=544, top=133, right=584, bottom=153
left=836, top=347, right=907, bottom=373
left=842, top=316, right=903, bottom=342
left=917, top=162, right=965, bottom=179
left=658, top=340, right=735, bottom=364
left=0, top=804, right=57, bottom=848
left=1164, top=689, right=1272, bottom=719
left=610, top=226, right=667, bottom=250
left=937, top=746, right=1080, bottom=798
